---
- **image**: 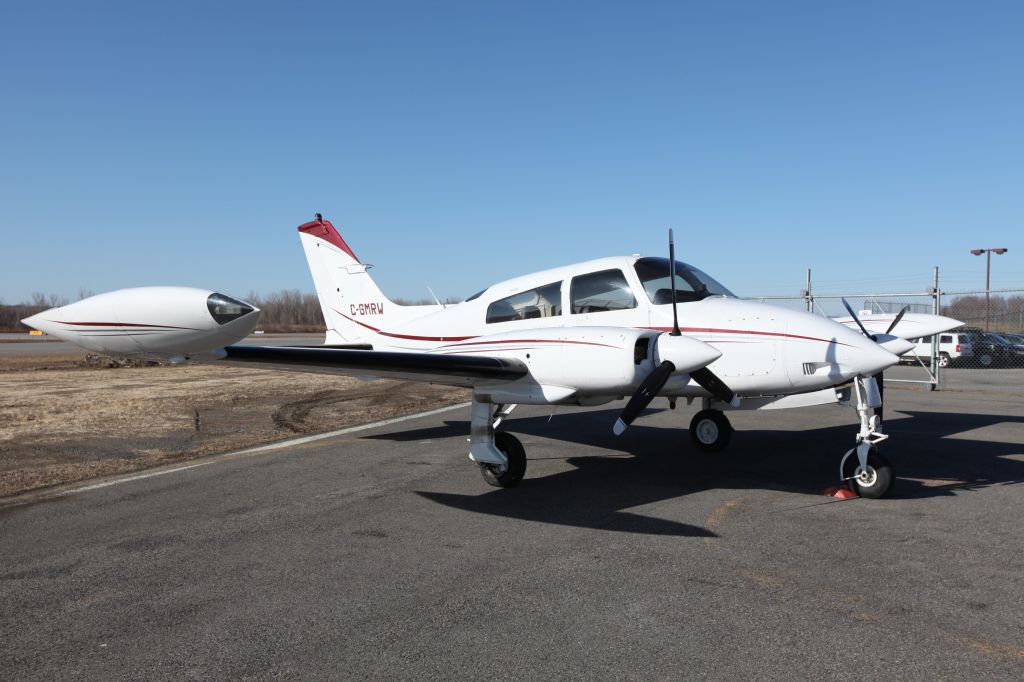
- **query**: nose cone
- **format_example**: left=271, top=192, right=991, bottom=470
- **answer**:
left=843, top=335, right=900, bottom=376
left=831, top=325, right=900, bottom=377
left=787, top=308, right=900, bottom=383
left=873, top=333, right=915, bottom=357
left=21, top=310, right=58, bottom=336
left=654, top=333, right=722, bottom=372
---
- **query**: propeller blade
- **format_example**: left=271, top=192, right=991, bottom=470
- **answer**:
left=613, top=361, right=675, bottom=435
left=669, top=229, right=680, bottom=336
left=842, top=298, right=872, bottom=338
left=690, top=367, right=737, bottom=406
left=885, top=306, right=909, bottom=335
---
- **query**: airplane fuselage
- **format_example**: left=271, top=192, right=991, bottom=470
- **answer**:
left=326, top=255, right=897, bottom=404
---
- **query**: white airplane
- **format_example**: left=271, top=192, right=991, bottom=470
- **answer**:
left=23, top=215, right=962, bottom=498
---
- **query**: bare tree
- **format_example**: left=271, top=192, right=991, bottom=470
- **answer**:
left=243, top=289, right=326, bottom=332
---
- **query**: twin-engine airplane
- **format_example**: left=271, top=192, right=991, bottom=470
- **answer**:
left=23, top=216, right=962, bottom=498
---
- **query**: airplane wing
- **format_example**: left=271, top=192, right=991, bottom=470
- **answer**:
left=217, top=345, right=528, bottom=387
left=833, top=312, right=962, bottom=340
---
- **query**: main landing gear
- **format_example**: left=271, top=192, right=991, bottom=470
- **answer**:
left=468, top=399, right=525, bottom=488
left=838, top=376, right=893, bottom=498
left=689, top=404, right=733, bottom=452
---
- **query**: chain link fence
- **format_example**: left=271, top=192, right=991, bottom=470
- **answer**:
left=744, top=270, right=1024, bottom=389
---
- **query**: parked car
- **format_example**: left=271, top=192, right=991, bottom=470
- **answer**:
left=979, top=332, right=1024, bottom=367
left=902, top=332, right=973, bottom=367
left=1000, top=332, right=1024, bottom=349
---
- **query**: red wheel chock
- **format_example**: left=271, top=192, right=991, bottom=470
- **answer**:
left=823, top=485, right=858, bottom=499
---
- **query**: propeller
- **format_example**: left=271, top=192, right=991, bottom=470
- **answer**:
left=669, top=229, right=681, bottom=336
left=841, top=298, right=873, bottom=339
left=614, top=360, right=676, bottom=435
left=886, top=306, right=908, bottom=335
left=841, top=299, right=909, bottom=426
left=842, top=299, right=909, bottom=341
left=612, top=231, right=736, bottom=435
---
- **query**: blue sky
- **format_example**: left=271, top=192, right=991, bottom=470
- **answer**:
left=1, top=1, right=1021, bottom=305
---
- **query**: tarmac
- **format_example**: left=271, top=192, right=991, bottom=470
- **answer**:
left=2, top=377, right=1023, bottom=679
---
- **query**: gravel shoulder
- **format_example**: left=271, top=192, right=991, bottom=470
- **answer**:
left=0, top=355, right=469, bottom=498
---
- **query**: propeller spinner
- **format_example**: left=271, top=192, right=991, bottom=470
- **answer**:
left=613, top=230, right=737, bottom=435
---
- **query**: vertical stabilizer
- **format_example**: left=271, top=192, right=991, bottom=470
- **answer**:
left=297, top=216, right=437, bottom=344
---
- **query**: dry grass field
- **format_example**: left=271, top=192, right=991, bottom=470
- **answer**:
left=0, top=355, right=469, bottom=498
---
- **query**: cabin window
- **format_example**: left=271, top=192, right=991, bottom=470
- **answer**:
left=485, top=281, right=562, bottom=323
left=570, top=269, right=637, bottom=314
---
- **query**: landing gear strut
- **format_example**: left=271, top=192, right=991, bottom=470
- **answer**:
left=468, top=399, right=526, bottom=488
left=838, top=377, right=894, bottom=498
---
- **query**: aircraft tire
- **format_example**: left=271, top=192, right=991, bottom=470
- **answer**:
left=843, top=447, right=893, bottom=499
left=479, top=432, right=526, bottom=488
left=689, top=410, right=732, bottom=452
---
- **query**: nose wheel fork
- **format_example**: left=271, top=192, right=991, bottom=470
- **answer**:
left=838, top=377, right=894, bottom=498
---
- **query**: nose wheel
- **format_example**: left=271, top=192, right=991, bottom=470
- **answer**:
left=841, top=446, right=893, bottom=498
left=689, top=409, right=732, bottom=452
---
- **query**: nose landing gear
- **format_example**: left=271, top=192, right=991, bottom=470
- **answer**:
left=838, top=376, right=894, bottom=498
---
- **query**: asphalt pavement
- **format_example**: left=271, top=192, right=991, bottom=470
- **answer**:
left=2, top=384, right=1024, bottom=679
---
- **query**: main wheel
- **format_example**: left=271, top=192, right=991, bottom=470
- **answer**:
left=478, top=432, right=527, bottom=488
left=689, top=410, right=732, bottom=452
left=842, top=447, right=893, bottom=499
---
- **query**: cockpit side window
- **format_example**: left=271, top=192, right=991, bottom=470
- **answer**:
left=633, top=257, right=734, bottom=303
left=485, top=281, right=562, bottom=323
left=570, top=269, right=637, bottom=314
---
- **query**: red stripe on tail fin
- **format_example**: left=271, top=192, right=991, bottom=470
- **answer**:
left=297, top=216, right=359, bottom=262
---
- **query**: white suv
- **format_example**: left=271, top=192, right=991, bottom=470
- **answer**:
left=903, top=332, right=974, bottom=368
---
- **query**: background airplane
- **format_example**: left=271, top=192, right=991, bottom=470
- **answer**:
left=23, top=216, right=962, bottom=498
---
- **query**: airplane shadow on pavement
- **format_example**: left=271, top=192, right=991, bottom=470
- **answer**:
left=364, top=407, right=1024, bottom=536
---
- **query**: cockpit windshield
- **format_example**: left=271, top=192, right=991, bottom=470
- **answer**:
left=207, top=293, right=255, bottom=325
left=633, top=257, right=734, bottom=304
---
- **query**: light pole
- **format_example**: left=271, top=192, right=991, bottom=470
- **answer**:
left=970, top=248, right=1008, bottom=330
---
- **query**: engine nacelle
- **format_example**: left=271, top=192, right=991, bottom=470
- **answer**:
left=452, top=326, right=719, bottom=405
left=21, top=287, right=260, bottom=357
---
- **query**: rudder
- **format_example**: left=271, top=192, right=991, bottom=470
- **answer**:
left=297, top=215, right=436, bottom=344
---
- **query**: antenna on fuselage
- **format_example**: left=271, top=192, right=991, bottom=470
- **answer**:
left=427, top=286, right=444, bottom=308
left=668, top=229, right=681, bottom=336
